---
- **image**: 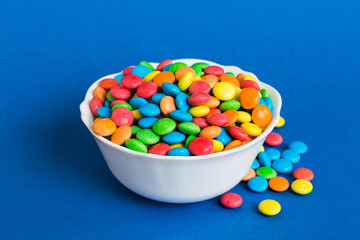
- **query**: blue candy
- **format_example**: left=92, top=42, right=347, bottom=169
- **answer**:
left=258, top=152, right=271, bottom=167
left=251, top=159, right=260, bottom=169
left=288, top=141, right=308, bottom=154
left=129, top=97, right=148, bottom=109
left=272, top=159, right=293, bottom=173
left=161, top=131, right=186, bottom=144
left=162, top=82, right=181, bottom=96
left=175, top=92, right=190, bottom=111
left=169, top=110, right=193, bottom=122
left=265, top=147, right=281, bottom=160
left=104, top=100, right=110, bottom=108
left=258, top=98, right=266, bottom=106
left=162, top=64, right=172, bottom=71
left=151, top=93, right=166, bottom=105
left=167, top=147, right=190, bottom=156
left=216, top=127, right=232, bottom=146
left=248, top=176, right=268, bottom=192
left=138, top=103, right=161, bottom=117
left=97, top=107, right=111, bottom=118
left=114, top=74, right=124, bottom=84
left=138, top=117, right=158, bottom=128
left=131, top=65, right=152, bottom=78
left=263, top=97, right=273, bottom=111
left=281, top=149, right=301, bottom=164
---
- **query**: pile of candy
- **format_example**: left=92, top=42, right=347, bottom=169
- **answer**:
left=90, top=60, right=274, bottom=156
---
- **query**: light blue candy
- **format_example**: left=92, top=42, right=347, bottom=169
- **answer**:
left=288, top=141, right=308, bottom=154
left=169, top=110, right=193, bottom=122
left=138, top=117, right=158, bottom=128
left=151, top=93, right=166, bottom=104
left=175, top=92, right=190, bottom=111
left=161, top=131, right=186, bottom=144
left=258, top=152, right=271, bottom=167
left=258, top=98, right=266, bottom=106
left=216, top=127, right=232, bottom=146
left=129, top=97, right=148, bottom=109
left=264, top=97, right=273, bottom=111
left=272, top=159, right=293, bottom=173
left=131, top=65, right=152, bottom=78
left=282, top=149, right=301, bottom=164
left=251, top=159, right=260, bottom=169
left=162, top=64, right=172, bottom=71
left=114, top=74, right=124, bottom=84
left=265, top=147, right=281, bottom=160
left=248, top=176, right=268, bottom=192
left=162, top=82, right=181, bottom=96
left=167, top=147, right=190, bottom=156
left=138, top=103, right=161, bottom=117
left=104, top=100, right=110, bottom=108
left=97, top=107, right=111, bottom=118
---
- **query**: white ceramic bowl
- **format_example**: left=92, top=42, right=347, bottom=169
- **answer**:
left=80, top=59, right=282, bottom=203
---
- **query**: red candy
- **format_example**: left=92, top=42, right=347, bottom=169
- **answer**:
left=192, top=118, right=209, bottom=128
left=90, top=97, right=103, bottom=117
left=204, top=66, right=224, bottom=77
left=265, top=132, right=283, bottom=146
left=227, top=125, right=249, bottom=141
left=204, top=108, right=221, bottom=118
left=110, top=99, right=127, bottom=108
left=293, top=168, right=314, bottom=181
left=148, top=143, right=171, bottom=155
left=188, top=137, right=214, bottom=155
left=207, top=113, right=229, bottom=126
left=220, top=193, right=243, bottom=208
left=187, top=93, right=211, bottom=105
left=111, top=107, right=134, bottom=126
left=240, top=80, right=261, bottom=92
left=109, top=86, right=131, bottom=100
left=121, top=74, right=143, bottom=89
left=156, top=59, right=172, bottom=71
left=188, top=81, right=211, bottom=95
left=99, top=78, right=120, bottom=90
left=123, top=66, right=134, bottom=75
left=136, top=82, right=158, bottom=98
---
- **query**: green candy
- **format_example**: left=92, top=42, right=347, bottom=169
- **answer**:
left=139, top=61, right=155, bottom=71
left=169, top=62, right=187, bottom=74
left=111, top=103, right=133, bottom=111
left=125, top=139, right=148, bottom=153
left=136, top=129, right=160, bottom=145
left=191, top=66, right=202, bottom=77
left=106, top=91, right=116, bottom=102
left=219, top=100, right=241, bottom=111
left=178, top=122, right=201, bottom=135
left=225, top=72, right=235, bottom=77
left=130, top=126, right=142, bottom=137
left=152, top=118, right=176, bottom=135
left=256, top=167, right=277, bottom=180
left=185, top=135, right=196, bottom=148
left=191, top=62, right=209, bottom=70
left=261, top=89, right=269, bottom=98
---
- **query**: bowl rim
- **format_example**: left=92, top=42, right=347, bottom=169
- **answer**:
left=80, top=58, right=282, bottom=161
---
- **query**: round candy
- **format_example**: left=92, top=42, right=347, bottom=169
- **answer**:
left=93, top=87, right=107, bottom=103
left=143, top=71, right=160, bottom=82
left=252, top=105, right=272, bottom=127
left=111, top=107, right=134, bottom=126
left=241, top=123, right=262, bottom=137
left=265, top=132, right=283, bottom=146
left=111, top=103, right=133, bottom=111
left=128, top=97, right=148, bottom=109
left=169, top=62, right=187, bottom=74
left=153, top=71, right=175, bottom=87
left=237, top=111, right=252, bottom=123
left=204, top=66, right=224, bottom=76
left=239, top=88, right=260, bottom=109
left=139, top=61, right=154, bottom=71
left=258, top=200, right=281, bottom=216
left=169, top=110, right=193, bottom=122
left=121, top=74, right=143, bottom=89
left=242, top=168, right=256, bottom=181
left=138, top=103, right=161, bottom=117
left=219, top=100, right=241, bottom=111
left=160, top=96, right=176, bottom=116
left=90, top=97, right=103, bottom=117
left=111, top=125, right=132, bottom=145
left=240, top=80, right=260, bottom=92
left=201, top=75, right=218, bottom=86
left=188, top=81, right=211, bottom=95
left=291, top=179, right=313, bottom=195
left=109, top=85, right=131, bottom=100
left=177, top=122, right=201, bottom=135
left=110, top=100, right=126, bottom=108
left=220, top=193, right=243, bottom=208
left=92, top=118, right=117, bottom=136
left=175, top=92, right=190, bottom=111
left=188, top=106, right=210, bottom=118
left=136, top=82, right=158, bottom=98
left=265, top=147, right=281, bottom=160
left=122, top=66, right=134, bottom=75
left=207, top=113, right=229, bottom=126
left=96, top=107, right=111, bottom=118
left=148, top=143, right=170, bottom=155
left=223, top=110, right=238, bottom=127
left=213, top=82, right=235, bottom=100
left=161, top=131, right=185, bottom=144
left=264, top=97, right=273, bottom=111
left=275, top=116, right=285, bottom=128
left=136, top=129, right=160, bottom=145
left=162, top=82, right=181, bottom=96
left=167, top=147, right=190, bottom=156
left=131, top=65, right=152, bottom=78
left=288, top=141, right=308, bottom=154
left=227, top=125, right=249, bottom=141
left=199, top=126, right=222, bottom=139
left=156, top=59, right=172, bottom=71
left=281, top=149, right=300, bottom=164
left=224, top=140, right=243, bottom=150
left=256, top=167, right=277, bottom=180
left=187, top=93, right=211, bottom=105
left=248, top=176, right=268, bottom=192
left=216, top=127, right=232, bottom=146
left=185, top=135, right=196, bottom=148
left=251, top=159, right=260, bottom=169
left=125, top=139, right=147, bottom=153
left=192, top=117, right=209, bottom=128
left=293, top=168, right=314, bottom=181
left=191, top=62, right=209, bottom=70
left=212, top=139, right=224, bottom=152
left=99, top=78, right=120, bottom=90
left=175, top=67, right=196, bottom=80
left=204, top=96, right=220, bottom=108
left=130, top=126, right=142, bottom=136
left=188, top=137, right=214, bottom=156
left=219, top=74, right=240, bottom=87
left=152, top=93, right=166, bottom=105
left=258, top=152, right=271, bottom=167
left=260, top=89, right=269, bottom=98
left=138, top=117, right=158, bottom=128
left=272, top=159, right=293, bottom=173
left=178, top=72, right=194, bottom=91
left=152, top=118, right=176, bottom=135
left=268, top=177, right=289, bottom=192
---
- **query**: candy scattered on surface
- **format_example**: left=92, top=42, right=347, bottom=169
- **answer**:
left=291, top=179, right=313, bottom=195
left=293, top=168, right=314, bottom=181
left=258, top=199, right=281, bottom=216
left=220, top=193, right=243, bottom=208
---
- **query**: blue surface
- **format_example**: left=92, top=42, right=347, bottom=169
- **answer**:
left=1, top=0, right=359, bottom=239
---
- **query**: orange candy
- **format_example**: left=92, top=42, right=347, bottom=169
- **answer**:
left=269, top=176, right=290, bottom=192
left=236, top=73, right=245, bottom=83
left=111, top=125, right=132, bottom=145
left=160, top=96, right=176, bottom=116
left=223, top=110, right=238, bottom=127
left=224, top=140, right=243, bottom=150
left=204, top=108, right=221, bottom=118
left=219, top=74, right=240, bottom=87
left=153, top=71, right=175, bottom=87
left=199, top=126, right=222, bottom=139
left=93, top=86, right=107, bottom=103
left=175, top=67, right=196, bottom=80
left=252, top=105, right=272, bottom=127
left=99, top=78, right=120, bottom=90
left=242, top=168, right=256, bottom=181
left=201, top=75, right=219, bottom=86
left=240, top=88, right=260, bottom=109
left=204, top=96, right=220, bottom=108
left=92, top=118, right=117, bottom=136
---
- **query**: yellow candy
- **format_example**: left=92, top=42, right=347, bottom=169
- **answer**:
left=143, top=71, right=161, bottom=82
left=243, top=75, right=258, bottom=83
left=258, top=199, right=281, bottom=216
left=213, top=82, right=235, bottom=100
left=212, top=140, right=224, bottom=152
left=259, top=145, right=264, bottom=153
left=188, top=106, right=210, bottom=117
left=275, top=116, right=285, bottom=128
left=170, top=143, right=185, bottom=149
left=237, top=111, right=252, bottom=123
left=178, top=72, right=194, bottom=91
left=195, top=75, right=201, bottom=80
left=291, top=179, right=313, bottom=195
left=132, top=110, right=143, bottom=121
left=241, top=123, right=262, bottom=137
left=232, top=87, right=242, bottom=101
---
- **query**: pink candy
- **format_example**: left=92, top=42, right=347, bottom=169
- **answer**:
left=204, top=65, right=224, bottom=77
left=240, top=80, right=261, bottom=92
left=189, top=81, right=211, bottom=95
left=207, top=113, right=229, bottom=126
left=265, top=132, right=283, bottom=146
left=90, top=97, right=103, bottom=117
left=137, top=82, right=158, bottom=98
left=121, top=74, right=143, bottom=89
left=187, top=93, right=211, bottom=105
left=220, top=193, right=243, bottom=208
left=111, top=107, right=134, bottom=126
left=109, top=86, right=131, bottom=100
left=227, top=125, right=249, bottom=141
left=192, top=118, right=209, bottom=128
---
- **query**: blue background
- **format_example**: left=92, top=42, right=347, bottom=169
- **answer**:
left=1, top=0, right=359, bottom=239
